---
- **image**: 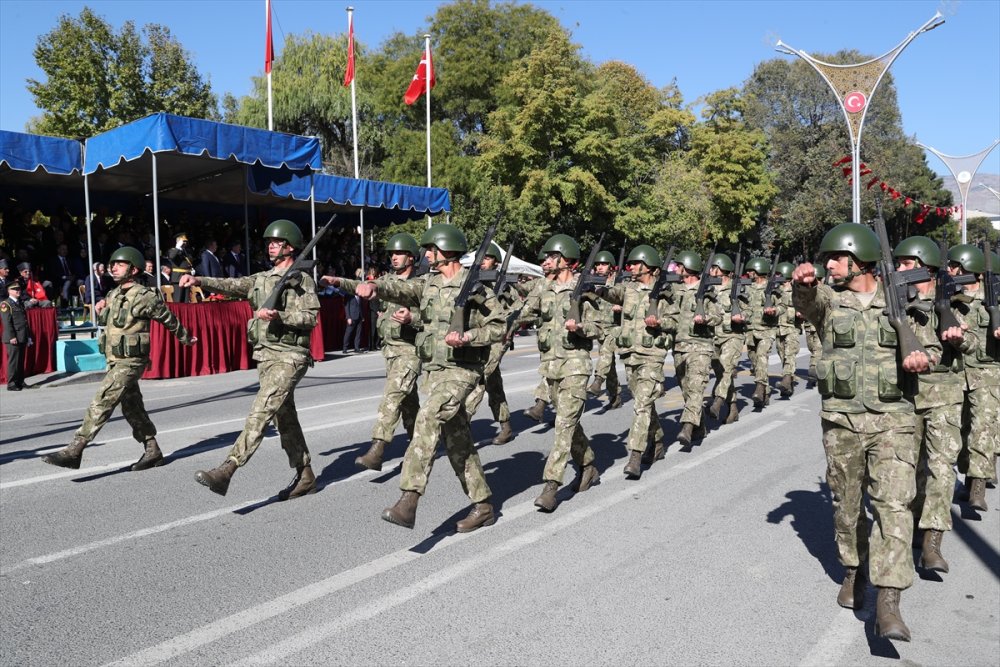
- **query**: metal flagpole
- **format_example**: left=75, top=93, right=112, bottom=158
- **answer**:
left=152, top=153, right=161, bottom=291
left=266, top=0, right=273, bottom=131
left=424, top=33, right=433, bottom=229
left=83, top=145, right=96, bottom=324
left=917, top=140, right=1000, bottom=243
left=348, top=7, right=365, bottom=276
left=776, top=12, right=944, bottom=224
left=243, top=165, right=251, bottom=276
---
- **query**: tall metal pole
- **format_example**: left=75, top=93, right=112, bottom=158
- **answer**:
left=266, top=0, right=273, bottom=131
left=776, top=12, right=944, bottom=224
left=918, top=140, right=1000, bottom=243
left=348, top=7, right=365, bottom=275
left=424, top=33, right=433, bottom=229
left=83, top=146, right=96, bottom=324
left=152, top=153, right=161, bottom=290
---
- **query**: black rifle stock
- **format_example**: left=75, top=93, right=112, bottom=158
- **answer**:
left=645, top=246, right=680, bottom=319
left=874, top=197, right=929, bottom=362
left=762, top=247, right=782, bottom=309
left=983, top=240, right=999, bottom=335
left=260, top=214, right=337, bottom=311
left=566, top=233, right=605, bottom=325
left=934, top=239, right=975, bottom=335
left=614, top=247, right=628, bottom=284
left=730, top=246, right=751, bottom=319
left=694, top=246, right=722, bottom=319
left=448, top=221, right=498, bottom=335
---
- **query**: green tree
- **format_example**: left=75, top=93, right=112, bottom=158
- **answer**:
left=27, top=7, right=217, bottom=138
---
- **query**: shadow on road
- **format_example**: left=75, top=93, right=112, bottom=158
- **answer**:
left=70, top=431, right=240, bottom=483
left=766, top=478, right=842, bottom=583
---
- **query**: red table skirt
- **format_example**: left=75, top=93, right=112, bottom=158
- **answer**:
left=144, top=300, right=326, bottom=380
left=0, top=307, right=57, bottom=384
left=318, top=296, right=371, bottom=352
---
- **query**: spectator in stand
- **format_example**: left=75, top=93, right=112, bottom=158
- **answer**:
left=84, top=263, right=109, bottom=303
left=198, top=239, right=223, bottom=278
left=0, top=259, right=10, bottom=300
left=46, top=243, right=81, bottom=305
left=222, top=240, right=247, bottom=278
left=16, top=263, right=52, bottom=308
left=159, top=262, right=173, bottom=287
left=140, top=260, right=157, bottom=288
left=343, top=292, right=364, bottom=354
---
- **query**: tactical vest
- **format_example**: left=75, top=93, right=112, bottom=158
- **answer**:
left=615, top=282, right=669, bottom=357
left=954, top=288, right=1000, bottom=367
left=671, top=282, right=716, bottom=344
left=746, top=284, right=778, bottom=331
left=247, top=271, right=311, bottom=350
left=814, top=284, right=915, bottom=414
left=535, top=278, right=594, bottom=360
left=99, top=285, right=152, bottom=361
left=415, top=270, right=490, bottom=368
left=376, top=273, right=420, bottom=349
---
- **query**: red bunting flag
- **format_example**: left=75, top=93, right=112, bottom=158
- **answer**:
left=904, top=197, right=912, bottom=207
left=866, top=177, right=880, bottom=190
left=265, top=0, right=274, bottom=74
left=404, top=42, right=435, bottom=105
left=834, top=156, right=852, bottom=166
left=343, top=12, right=355, bottom=87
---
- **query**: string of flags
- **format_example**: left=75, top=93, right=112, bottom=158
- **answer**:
left=833, top=156, right=960, bottom=225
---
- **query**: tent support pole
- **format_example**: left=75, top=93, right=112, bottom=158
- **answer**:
left=83, top=164, right=96, bottom=325
left=152, top=153, right=161, bottom=291
left=244, top=165, right=251, bottom=275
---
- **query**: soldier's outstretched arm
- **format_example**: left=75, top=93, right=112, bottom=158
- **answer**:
left=465, top=290, right=506, bottom=346
left=368, top=277, right=422, bottom=308
left=198, top=275, right=255, bottom=299
left=600, top=283, right=626, bottom=306
left=141, top=291, right=194, bottom=345
left=791, top=263, right=830, bottom=329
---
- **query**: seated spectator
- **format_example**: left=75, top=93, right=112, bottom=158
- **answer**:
left=0, top=259, right=9, bottom=300
left=46, top=243, right=82, bottom=305
left=16, top=263, right=52, bottom=308
left=198, top=239, right=223, bottom=278
left=83, top=263, right=109, bottom=303
left=139, top=260, right=157, bottom=288
left=222, top=240, right=247, bottom=278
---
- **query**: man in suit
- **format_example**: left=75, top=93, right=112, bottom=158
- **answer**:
left=343, top=293, right=364, bottom=354
left=0, top=259, right=10, bottom=300
left=198, top=239, right=223, bottom=279
left=222, top=240, right=247, bottom=278
left=1, top=282, right=32, bottom=390
left=47, top=243, right=79, bottom=305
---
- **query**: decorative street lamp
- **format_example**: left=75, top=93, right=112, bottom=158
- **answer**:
left=980, top=183, right=1000, bottom=203
left=776, top=13, right=944, bottom=224
left=917, top=140, right=1000, bottom=243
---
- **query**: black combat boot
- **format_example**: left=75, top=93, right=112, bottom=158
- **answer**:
left=642, top=439, right=665, bottom=465
left=382, top=490, right=419, bottom=528
left=677, top=423, right=695, bottom=448
left=586, top=377, right=604, bottom=397
left=571, top=464, right=600, bottom=493
left=534, top=481, right=560, bottom=512
left=608, top=392, right=622, bottom=409
left=492, top=421, right=514, bottom=445
left=968, top=478, right=988, bottom=511
left=875, top=587, right=910, bottom=642
left=356, top=439, right=387, bottom=471
left=524, top=399, right=547, bottom=422
left=278, top=464, right=317, bottom=501
left=752, top=383, right=768, bottom=409
left=456, top=500, right=496, bottom=532
left=920, top=529, right=948, bottom=573
left=42, top=437, right=88, bottom=469
left=708, top=396, right=725, bottom=420
left=837, top=566, right=865, bottom=610
left=194, top=459, right=238, bottom=496
left=807, top=365, right=818, bottom=388
left=623, top=451, right=643, bottom=479
left=131, top=437, right=164, bottom=471
left=778, top=374, right=795, bottom=397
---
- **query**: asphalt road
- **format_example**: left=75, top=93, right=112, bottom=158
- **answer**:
left=1, top=336, right=997, bottom=666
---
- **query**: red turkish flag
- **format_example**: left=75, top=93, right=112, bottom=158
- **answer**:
left=404, top=43, right=435, bottom=105
left=343, top=14, right=355, bottom=87
left=265, top=0, right=274, bottom=74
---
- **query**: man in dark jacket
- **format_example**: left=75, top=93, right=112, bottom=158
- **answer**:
left=1, top=282, right=32, bottom=390
left=343, top=293, right=364, bottom=353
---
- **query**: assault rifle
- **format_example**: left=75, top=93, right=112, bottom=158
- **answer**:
left=694, top=246, right=722, bottom=319
left=729, top=246, right=752, bottom=319
left=874, top=196, right=929, bottom=362
left=762, top=247, right=783, bottom=309
left=566, top=233, right=605, bottom=325
left=260, top=214, right=337, bottom=311
left=645, top=246, right=681, bottom=318
left=448, top=220, right=498, bottom=335
left=983, top=240, right=999, bottom=336
left=933, top=239, right=975, bottom=336
left=614, top=247, right=628, bottom=284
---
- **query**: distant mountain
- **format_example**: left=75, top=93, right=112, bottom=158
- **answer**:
left=939, top=173, right=1000, bottom=216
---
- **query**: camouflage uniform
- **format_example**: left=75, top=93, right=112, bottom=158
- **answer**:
left=199, top=268, right=319, bottom=469
left=775, top=283, right=800, bottom=378
left=602, top=281, right=671, bottom=452
left=954, top=286, right=1000, bottom=480
left=745, top=283, right=778, bottom=393
left=518, top=277, right=604, bottom=483
left=75, top=283, right=192, bottom=444
left=711, top=282, right=746, bottom=408
left=669, top=281, right=723, bottom=429
left=373, top=269, right=504, bottom=501
left=804, top=320, right=822, bottom=377
left=592, top=297, right=622, bottom=400
left=342, top=274, right=422, bottom=443
left=795, top=281, right=940, bottom=590
left=465, top=287, right=516, bottom=425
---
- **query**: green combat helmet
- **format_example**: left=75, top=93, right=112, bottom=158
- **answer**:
left=386, top=232, right=420, bottom=256
left=893, top=236, right=941, bottom=268
left=817, top=223, right=880, bottom=263
left=419, top=223, right=468, bottom=253
left=746, top=257, right=771, bottom=275
left=711, top=253, right=734, bottom=273
left=263, top=219, right=304, bottom=249
left=947, top=244, right=985, bottom=273
left=775, top=262, right=795, bottom=280
left=108, top=246, right=145, bottom=270
left=594, top=250, right=616, bottom=265
left=813, top=264, right=827, bottom=280
left=485, top=242, right=503, bottom=260
left=675, top=250, right=703, bottom=273
left=540, top=234, right=581, bottom=261
left=537, top=248, right=547, bottom=261
left=627, top=245, right=661, bottom=268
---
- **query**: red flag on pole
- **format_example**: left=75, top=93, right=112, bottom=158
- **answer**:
left=343, top=13, right=355, bottom=87
left=404, top=42, right=435, bottom=105
left=265, top=0, right=274, bottom=74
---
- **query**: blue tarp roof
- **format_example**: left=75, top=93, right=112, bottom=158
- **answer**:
left=0, top=130, right=83, bottom=175
left=84, top=112, right=322, bottom=175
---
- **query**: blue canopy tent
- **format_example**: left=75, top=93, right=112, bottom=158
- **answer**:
left=0, top=129, right=84, bottom=216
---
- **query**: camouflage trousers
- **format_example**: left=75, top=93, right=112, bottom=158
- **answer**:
left=959, top=385, right=1000, bottom=479
left=822, top=411, right=918, bottom=590
left=533, top=361, right=551, bottom=404
left=371, top=353, right=421, bottom=443
left=711, top=335, right=744, bottom=403
left=400, top=368, right=491, bottom=502
left=775, top=330, right=799, bottom=376
left=227, top=358, right=310, bottom=469
left=804, top=324, right=822, bottom=371
left=674, top=345, right=713, bottom=427
left=465, top=365, right=510, bottom=423
left=75, top=360, right=156, bottom=445
left=747, top=332, right=776, bottom=386
left=624, top=358, right=665, bottom=452
left=594, top=333, right=621, bottom=398
left=914, top=401, right=963, bottom=531
left=544, top=373, right=594, bottom=483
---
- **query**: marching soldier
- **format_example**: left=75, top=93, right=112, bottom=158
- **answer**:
left=793, top=223, right=936, bottom=642
left=599, top=245, right=671, bottom=478
left=802, top=264, right=826, bottom=387
left=517, top=234, right=605, bottom=512
left=707, top=253, right=744, bottom=424
left=587, top=250, right=623, bottom=409
left=184, top=220, right=320, bottom=500
left=773, top=262, right=799, bottom=397
left=43, top=247, right=195, bottom=471
left=744, top=256, right=779, bottom=408
left=669, top=250, right=723, bottom=447
left=1, top=282, right=32, bottom=391
left=525, top=249, right=557, bottom=422
left=348, top=224, right=505, bottom=533
left=325, top=233, right=423, bottom=471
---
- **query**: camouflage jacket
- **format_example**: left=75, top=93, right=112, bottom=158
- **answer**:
left=953, top=285, right=1000, bottom=390
left=341, top=273, right=421, bottom=360
left=745, top=283, right=779, bottom=333
left=711, top=282, right=745, bottom=340
left=601, top=280, right=671, bottom=362
left=99, top=283, right=191, bottom=365
left=776, top=284, right=798, bottom=335
left=909, top=287, right=973, bottom=410
left=794, top=280, right=940, bottom=415
left=372, top=268, right=504, bottom=374
left=669, top=281, right=723, bottom=352
left=518, top=276, right=604, bottom=378
left=200, top=267, right=318, bottom=363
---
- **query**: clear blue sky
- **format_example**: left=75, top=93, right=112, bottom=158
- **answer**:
left=1, top=0, right=998, bottom=176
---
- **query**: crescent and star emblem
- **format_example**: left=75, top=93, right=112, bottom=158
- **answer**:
left=844, top=91, right=867, bottom=114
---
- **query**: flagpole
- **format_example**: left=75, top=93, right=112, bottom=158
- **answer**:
left=347, top=6, right=365, bottom=275
left=424, top=33, right=432, bottom=229
left=266, top=0, right=273, bottom=131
